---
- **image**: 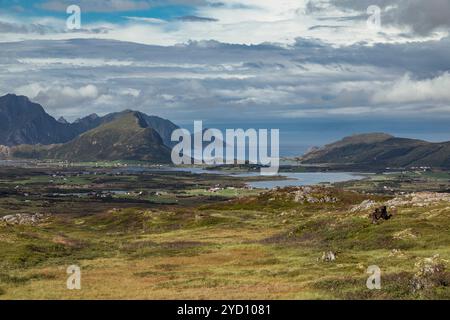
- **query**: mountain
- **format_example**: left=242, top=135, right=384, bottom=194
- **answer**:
left=47, top=111, right=172, bottom=162
left=0, top=94, right=179, bottom=148
left=140, top=114, right=180, bottom=148
left=57, top=116, right=69, bottom=124
left=299, top=133, right=450, bottom=169
left=72, top=113, right=101, bottom=132
left=0, top=94, right=85, bottom=146
left=93, top=111, right=179, bottom=147
left=9, top=112, right=172, bottom=162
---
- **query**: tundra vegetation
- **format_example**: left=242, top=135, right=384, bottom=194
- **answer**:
left=0, top=163, right=449, bottom=299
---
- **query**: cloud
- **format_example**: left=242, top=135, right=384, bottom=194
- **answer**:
left=39, top=0, right=212, bottom=12
left=309, top=0, right=450, bottom=36
left=0, top=1, right=449, bottom=148
left=15, top=83, right=100, bottom=111
left=2, top=0, right=445, bottom=46
left=176, top=15, right=218, bottom=22
left=0, top=20, right=57, bottom=34
left=373, top=73, right=450, bottom=104
left=125, top=15, right=219, bottom=24
left=39, top=0, right=153, bottom=13
left=1, top=33, right=450, bottom=122
left=394, top=0, right=450, bottom=35
left=124, top=17, right=167, bottom=24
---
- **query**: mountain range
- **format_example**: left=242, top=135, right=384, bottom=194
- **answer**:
left=1, top=94, right=450, bottom=167
left=299, top=133, right=450, bottom=169
left=0, top=94, right=178, bottom=147
left=0, top=94, right=89, bottom=146
left=0, top=94, right=176, bottom=162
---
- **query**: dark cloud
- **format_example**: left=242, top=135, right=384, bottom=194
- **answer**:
left=394, top=0, right=450, bottom=35
left=0, top=21, right=57, bottom=34
left=1, top=37, right=450, bottom=122
left=176, top=16, right=218, bottom=22
left=308, top=0, right=450, bottom=35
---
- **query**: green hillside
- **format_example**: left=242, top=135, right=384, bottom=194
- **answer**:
left=300, top=133, right=450, bottom=169
left=9, top=112, right=172, bottom=163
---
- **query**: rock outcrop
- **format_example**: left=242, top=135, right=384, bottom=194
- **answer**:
left=1, top=213, right=51, bottom=225
left=291, top=186, right=339, bottom=204
left=411, top=255, right=448, bottom=293
left=351, top=192, right=450, bottom=213
left=320, top=251, right=337, bottom=262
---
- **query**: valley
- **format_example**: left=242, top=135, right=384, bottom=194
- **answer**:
left=0, top=161, right=449, bottom=299
left=0, top=94, right=449, bottom=300
left=2, top=3, right=450, bottom=305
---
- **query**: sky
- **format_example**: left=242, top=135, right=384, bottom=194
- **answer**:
left=1, top=0, right=450, bottom=153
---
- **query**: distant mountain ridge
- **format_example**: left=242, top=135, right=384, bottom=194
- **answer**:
left=0, top=94, right=179, bottom=148
left=82, top=110, right=180, bottom=148
left=299, top=133, right=450, bottom=169
left=0, top=94, right=89, bottom=146
left=46, top=111, right=171, bottom=162
left=6, top=112, right=172, bottom=162
left=0, top=94, right=178, bottom=162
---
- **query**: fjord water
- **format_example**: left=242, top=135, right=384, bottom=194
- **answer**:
left=119, top=166, right=365, bottom=189
left=178, top=168, right=366, bottom=189
left=243, top=172, right=366, bottom=189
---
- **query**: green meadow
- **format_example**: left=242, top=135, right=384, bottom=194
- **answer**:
left=0, top=165, right=449, bottom=299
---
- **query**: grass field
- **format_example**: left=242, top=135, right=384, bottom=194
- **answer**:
left=0, top=165, right=449, bottom=299
left=338, top=171, right=450, bottom=194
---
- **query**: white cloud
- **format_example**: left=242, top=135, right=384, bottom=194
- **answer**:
left=1, top=0, right=446, bottom=46
left=124, top=17, right=167, bottom=24
left=15, top=83, right=100, bottom=110
left=373, top=73, right=450, bottom=104
left=1, top=36, right=450, bottom=122
left=118, top=88, right=141, bottom=97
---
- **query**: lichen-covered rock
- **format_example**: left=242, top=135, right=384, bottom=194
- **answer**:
left=321, top=251, right=337, bottom=262
left=393, top=228, right=418, bottom=240
left=387, top=192, right=450, bottom=208
left=411, top=254, right=448, bottom=293
left=389, top=249, right=406, bottom=258
left=350, top=200, right=378, bottom=212
left=351, top=192, right=450, bottom=214
left=1, top=213, right=50, bottom=226
left=291, top=187, right=339, bottom=204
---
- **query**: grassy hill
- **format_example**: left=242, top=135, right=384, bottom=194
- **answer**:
left=47, top=112, right=171, bottom=162
left=0, top=94, right=180, bottom=149
left=300, top=133, right=450, bottom=169
left=8, top=112, right=172, bottom=163
left=0, top=180, right=448, bottom=299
